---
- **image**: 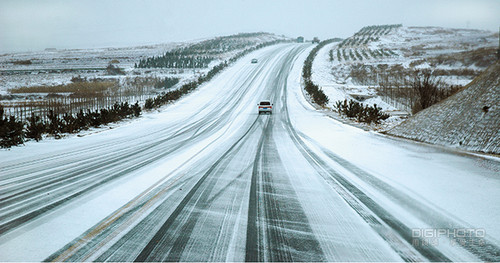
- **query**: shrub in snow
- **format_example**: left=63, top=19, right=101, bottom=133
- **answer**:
left=106, top=64, right=125, bottom=75
left=46, top=110, right=62, bottom=137
left=132, top=102, right=141, bottom=117
left=61, top=113, right=78, bottom=134
left=144, top=98, right=154, bottom=110
left=0, top=106, right=25, bottom=148
left=410, top=70, right=461, bottom=114
left=304, top=80, right=329, bottom=106
left=0, top=101, right=143, bottom=148
left=26, top=114, right=46, bottom=141
left=334, top=99, right=389, bottom=124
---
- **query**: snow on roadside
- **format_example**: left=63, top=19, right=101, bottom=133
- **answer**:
left=287, top=44, right=500, bottom=259
left=310, top=41, right=402, bottom=131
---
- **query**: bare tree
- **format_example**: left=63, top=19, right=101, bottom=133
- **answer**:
left=411, top=70, right=443, bottom=113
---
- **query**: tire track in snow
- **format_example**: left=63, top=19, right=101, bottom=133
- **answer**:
left=124, top=45, right=306, bottom=262
left=246, top=115, right=325, bottom=262
left=245, top=45, right=325, bottom=262
left=48, top=114, right=256, bottom=262
left=280, top=74, right=451, bottom=261
left=134, top=117, right=261, bottom=262
left=0, top=47, right=280, bottom=237
left=298, top=132, right=500, bottom=261
left=46, top=45, right=294, bottom=262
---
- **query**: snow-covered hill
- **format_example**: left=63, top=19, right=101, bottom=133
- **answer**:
left=311, top=25, right=498, bottom=131
left=388, top=62, right=499, bottom=154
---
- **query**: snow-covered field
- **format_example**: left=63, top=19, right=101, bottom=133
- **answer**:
left=0, top=33, right=287, bottom=95
left=0, top=44, right=177, bottom=94
left=1, top=42, right=499, bottom=262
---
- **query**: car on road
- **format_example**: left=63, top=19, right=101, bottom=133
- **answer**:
left=251, top=58, right=258, bottom=63
left=258, top=100, right=273, bottom=114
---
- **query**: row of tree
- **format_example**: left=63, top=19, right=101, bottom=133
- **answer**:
left=136, top=53, right=214, bottom=69
left=0, top=102, right=141, bottom=148
left=144, top=40, right=286, bottom=110
left=1, top=39, right=286, bottom=148
left=136, top=33, right=281, bottom=69
left=331, top=48, right=396, bottom=62
left=354, top=24, right=402, bottom=37
left=302, top=39, right=340, bottom=106
left=144, top=62, right=228, bottom=110
left=181, top=32, right=271, bottom=55
left=337, top=24, right=401, bottom=51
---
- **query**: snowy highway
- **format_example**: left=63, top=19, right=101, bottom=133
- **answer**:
left=1, top=43, right=499, bottom=261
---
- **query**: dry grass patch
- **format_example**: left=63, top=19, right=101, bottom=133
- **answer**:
left=409, top=47, right=497, bottom=68
left=9, top=81, right=118, bottom=94
left=11, top=60, right=32, bottom=65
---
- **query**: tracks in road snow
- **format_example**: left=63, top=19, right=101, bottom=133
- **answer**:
left=44, top=45, right=300, bottom=262
left=0, top=45, right=278, bottom=237
left=2, top=43, right=498, bottom=262
left=246, top=114, right=326, bottom=262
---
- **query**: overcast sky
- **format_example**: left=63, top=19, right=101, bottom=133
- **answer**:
left=0, top=0, right=499, bottom=53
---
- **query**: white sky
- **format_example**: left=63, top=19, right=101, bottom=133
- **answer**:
left=0, top=0, right=499, bottom=53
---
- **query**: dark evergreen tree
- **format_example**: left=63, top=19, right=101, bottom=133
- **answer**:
left=46, top=110, right=61, bottom=136
left=0, top=106, right=24, bottom=148
left=75, top=109, right=89, bottom=130
left=132, top=102, right=141, bottom=117
left=26, top=114, right=46, bottom=141
left=88, top=110, right=101, bottom=128
left=334, top=99, right=389, bottom=124
left=144, top=98, right=154, bottom=110
left=61, top=113, right=78, bottom=133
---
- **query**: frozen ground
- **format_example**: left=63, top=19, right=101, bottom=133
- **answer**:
left=0, top=43, right=499, bottom=262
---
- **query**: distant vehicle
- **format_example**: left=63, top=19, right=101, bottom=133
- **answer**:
left=258, top=100, right=273, bottom=114
left=312, top=37, right=320, bottom=43
left=296, top=36, right=304, bottom=43
left=251, top=58, right=258, bottom=63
